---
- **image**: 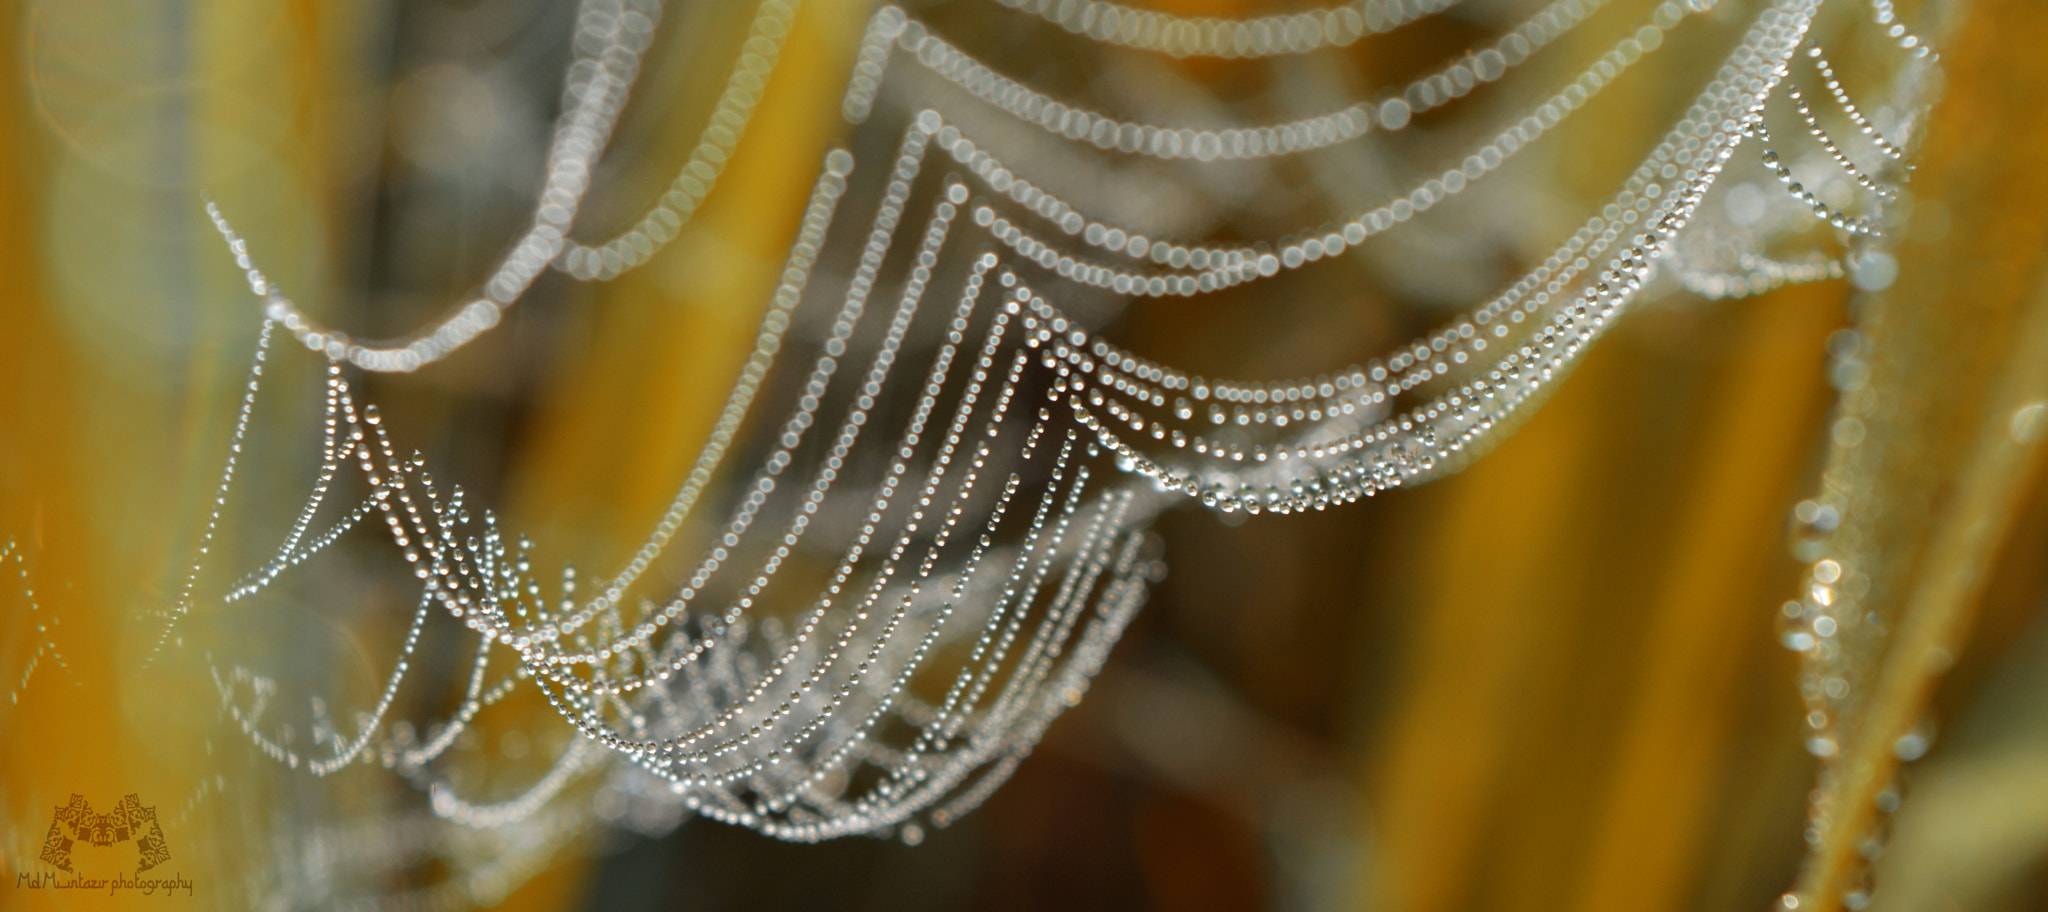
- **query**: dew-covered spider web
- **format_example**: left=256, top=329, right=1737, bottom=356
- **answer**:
left=2, top=0, right=1953, bottom=906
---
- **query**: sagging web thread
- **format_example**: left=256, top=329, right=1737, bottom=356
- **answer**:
left=89, top=0, right=1936, bottom=903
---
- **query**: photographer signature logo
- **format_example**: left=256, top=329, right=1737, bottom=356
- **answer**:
left=15, top=793, right=193, bottom=897
left=39, top=793, right=169, bottom=873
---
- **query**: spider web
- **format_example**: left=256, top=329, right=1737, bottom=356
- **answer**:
left=99, top=0, right=1943, bottom=904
